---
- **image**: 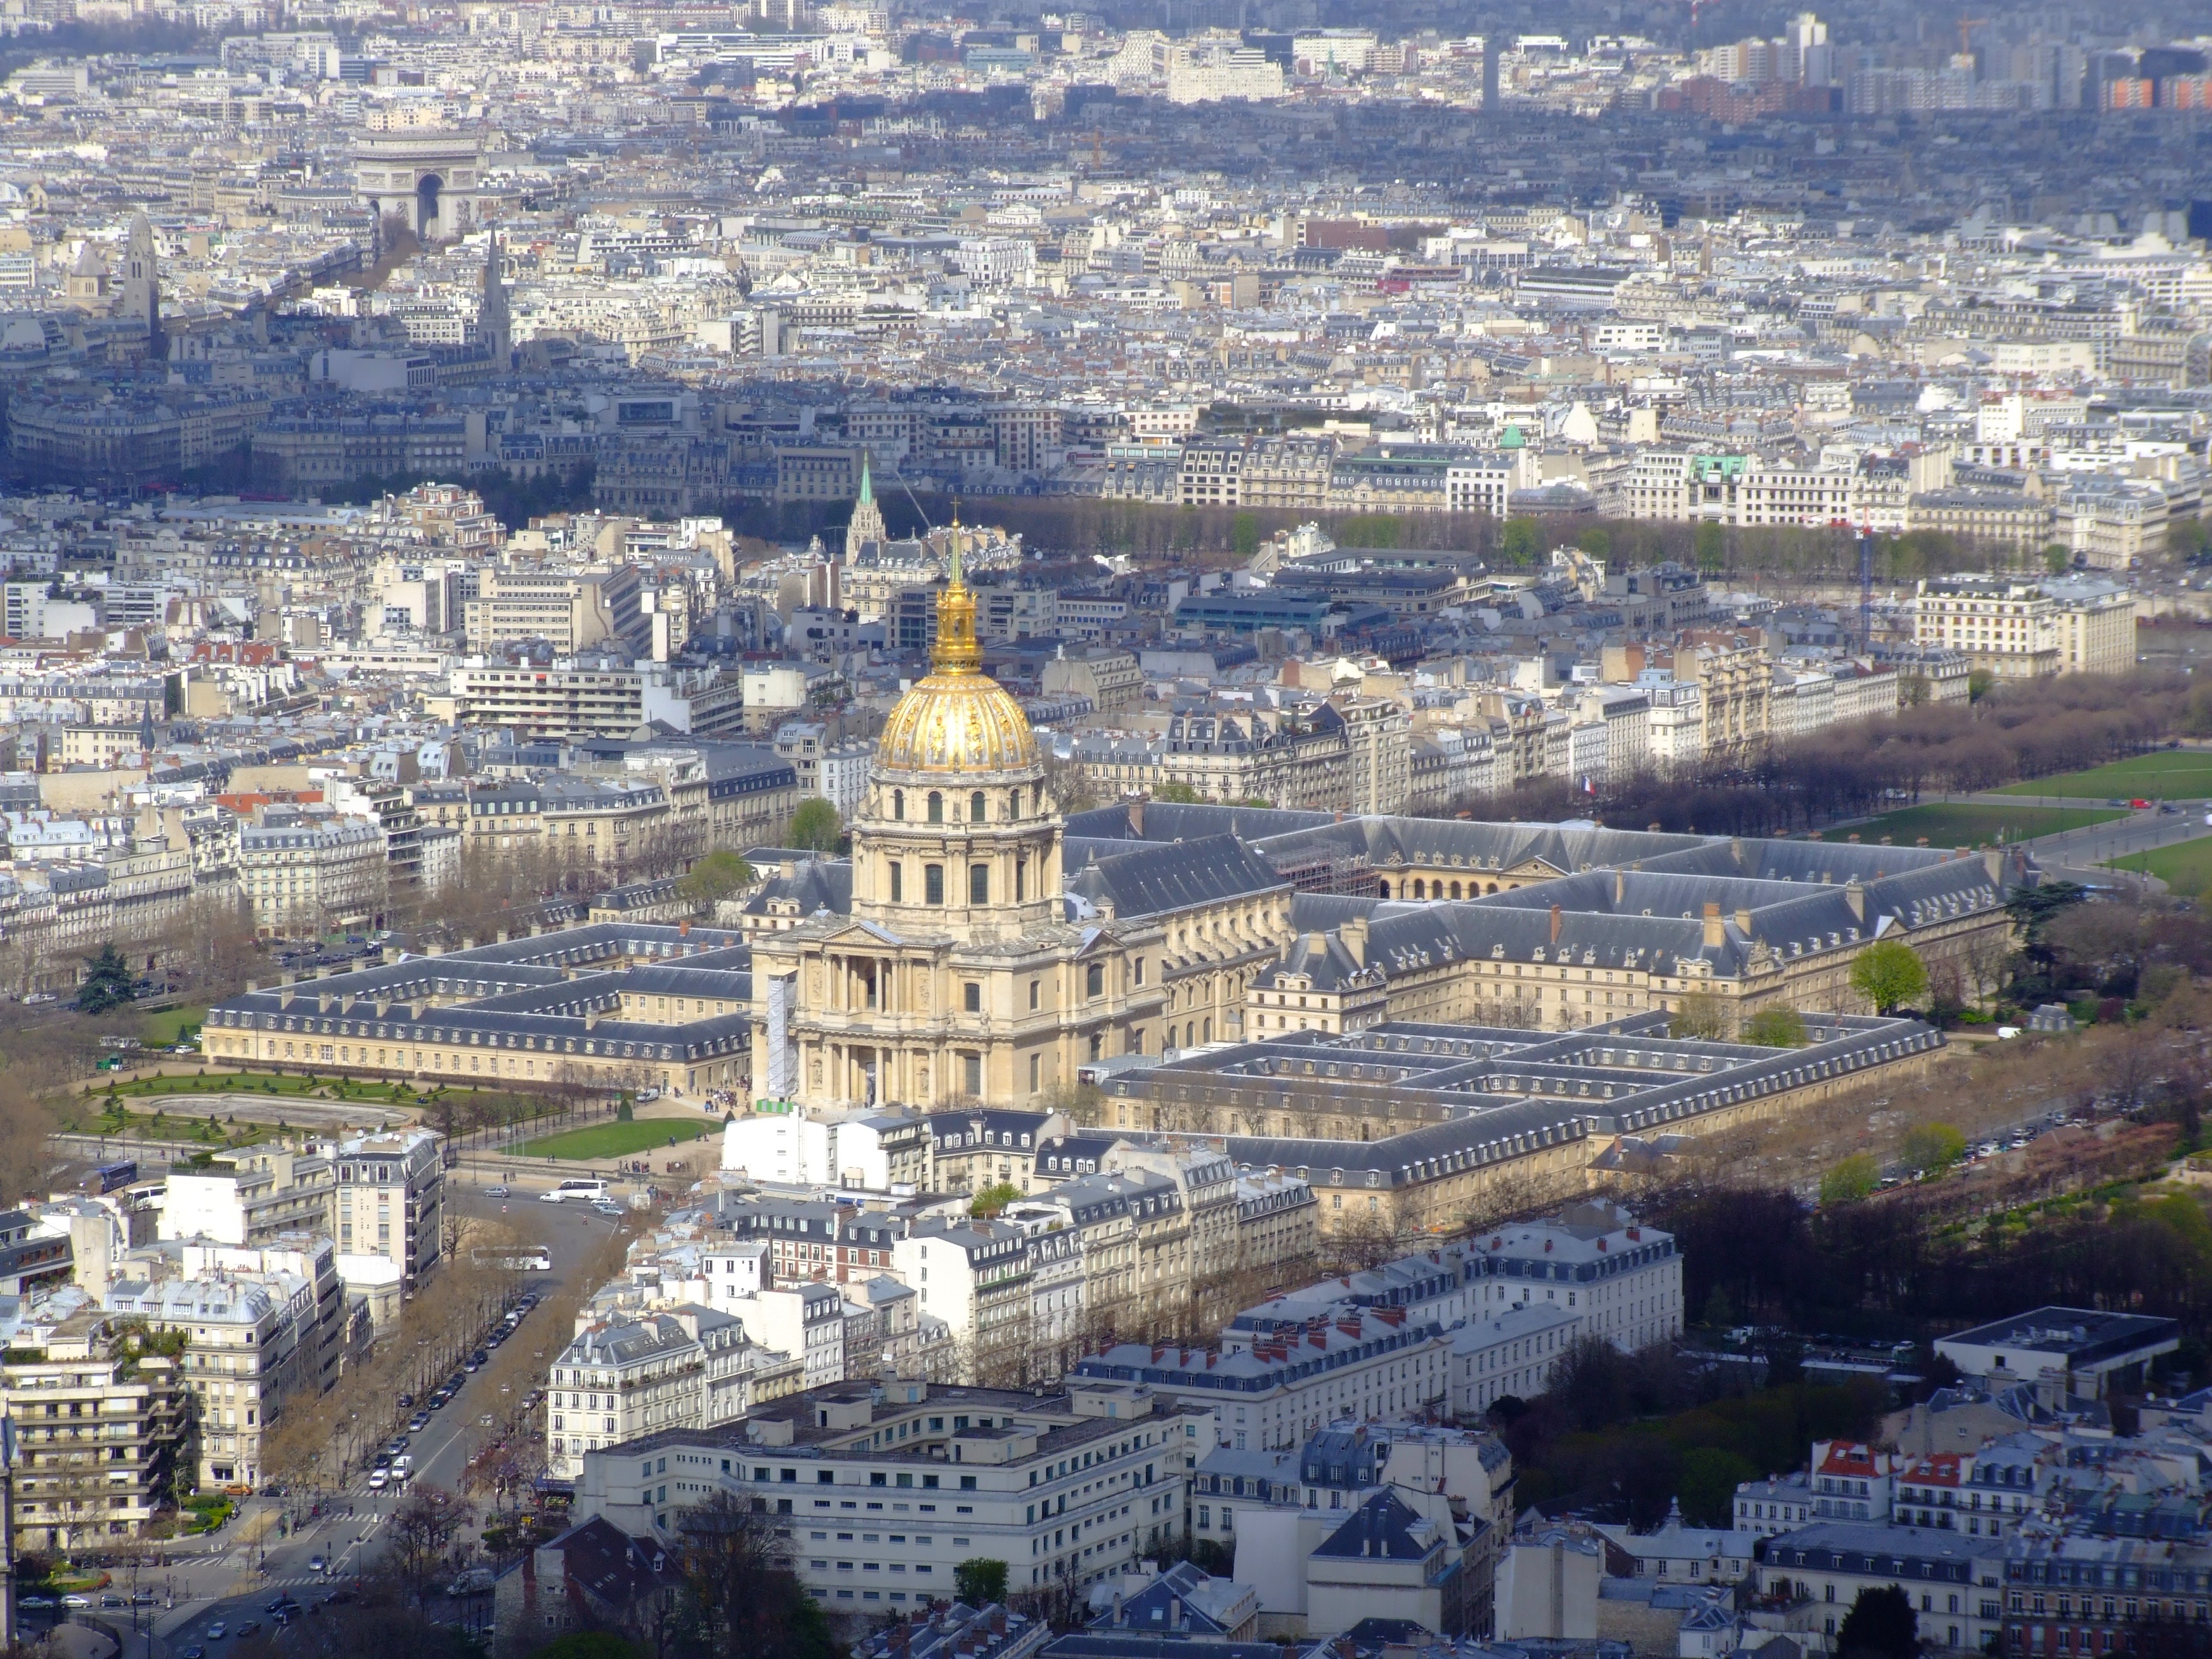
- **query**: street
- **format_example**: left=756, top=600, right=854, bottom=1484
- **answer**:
left=72, top=1183, right=619, bottom=1659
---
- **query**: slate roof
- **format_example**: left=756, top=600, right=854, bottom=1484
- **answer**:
left=1065, top=833, right=1288, bottom=921
left=742, top=855, right=852, bottom=920
left=1313, top=1489, right=1445, bottom=1561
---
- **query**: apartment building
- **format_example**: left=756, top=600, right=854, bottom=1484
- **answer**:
left=237, top=814, right=386, bottom=937
left=449, top=660, right=745, bottom=739
left=158, top=1146, right=334, bottom=1247
left=893, top=1221, right=1034, bottom=1384
left=1908, top=488, right=2055, bottom=550
left=1467, top=1202, right=1684, bottom=1351
left=103, top=1263, right=311, bottom=1490
left=1076, top=1308, right=1452, bottom=1451
left=1760, top=1522, right=2001, bottom=1652
left=1, top=1307, right=188, bottom=1550
left=572, top=1377, right=1205, bottom=1606
left=549, top=1312, right=719, bottom=1480
left=332, top=1127, right=445, bottom=1285
left=463, top=564, right=647, bottom=655
left=2001, top=1535, right=2212, bottom=1659
left=1450, top=1303, right=1585, bottom=1416
left=728, top=1282, right=848, bottom=1389
left=1912, top=574, right=2136, bottom=680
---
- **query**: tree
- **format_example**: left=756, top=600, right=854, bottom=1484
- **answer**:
left=384, top=1483, right=474, bottom=1603
left=76, top=942, right=138, bottom=1015
left=968, top=1181, right=1021, bottom=1220
left=1670, top=990, right=1729, bottom=1041
left=672, top=1492, right=833, bottom=1659
left=1499, top=517, right=1542, bottom=564
left=956, top=1558, right=1010, bottom=1604
left=1743, top=1006, right=1807, bottom=1047
left=1819, top=1154, right=1878, bottom=1206
left=1850, top=940, right=1929, bottom=1015
left=787, top=799, right=842, bottom=854
left=1693, top=521, right=1725, bottom=574
left=1837, top=1585, right=1920, bottom=1659
left=1899, top=1122, right=1966, bottom=1174
left=0, top=1069, right=58, bottom=1206
left=678, top=850, right=755, bottom=910
left=1153, top=781, right=1202, bottom=803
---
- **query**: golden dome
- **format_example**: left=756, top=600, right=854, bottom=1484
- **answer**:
left=874, top=547, right=1040, bottom=779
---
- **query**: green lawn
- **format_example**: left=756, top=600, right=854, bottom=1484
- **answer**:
left=1995, top=751, right=2212, bottom=800
left=140, top=1005, right=207, bottom=1047
left=521, top=1120, right=716, bottom=1161
left=2109, top=833, right=2212, bottom=896
left=1819, top=803, right=2125, bottom=847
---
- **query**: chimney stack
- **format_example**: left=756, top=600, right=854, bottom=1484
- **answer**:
left=1842, top=880, right=1865, bottom=923
left=1549, top=904, right=1563, bottom=945
left=1701, top=902, right=1724, bottom=949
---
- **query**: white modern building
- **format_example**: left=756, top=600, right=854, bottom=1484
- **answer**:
left=571, top=1377, right=1206, bottom=1606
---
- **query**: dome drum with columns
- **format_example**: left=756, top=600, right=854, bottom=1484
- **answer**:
left=745, top=539, right=1168, bottom=1117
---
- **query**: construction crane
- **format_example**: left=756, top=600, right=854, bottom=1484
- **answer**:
left=1858, top=526, right=1876, bottom=653
left=1956, top=16, right=1988, bottom=60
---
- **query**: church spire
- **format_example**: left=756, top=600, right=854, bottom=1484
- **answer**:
left=843, top=448, right=887, bottom=557
left=479, top=230, right=511, bottom=368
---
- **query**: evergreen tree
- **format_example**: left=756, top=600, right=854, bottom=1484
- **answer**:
left=76, top=943, right=138, bottom=1015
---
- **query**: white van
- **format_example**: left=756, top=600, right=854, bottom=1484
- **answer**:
left=541, top=1178, right=608, bottom=1204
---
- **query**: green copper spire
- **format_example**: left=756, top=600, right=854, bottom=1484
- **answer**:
left=857, top=450, right=874, bottom=505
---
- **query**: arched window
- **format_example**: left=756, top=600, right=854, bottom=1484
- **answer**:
left=969, top=863, right=989, bottom=904
left=1451, top=882, right=1463, bottom=899
left=928, top=792, right=943, bottom=824
left=925, top=864, right=945, bottom=905
left=892, top=790, right=905, bottom=821
left=1413, top=880, right=1426, bottom=899
left=1377, top=880, right=1391, bottom=899
left=970, top=791, right=986, bottom=823
left=1007, top=790, right=1020, bottom=821
left=888, top=862, right=903, bottom=903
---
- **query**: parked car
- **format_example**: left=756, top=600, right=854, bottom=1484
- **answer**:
left=485, top=1185, right=511, bottom=1198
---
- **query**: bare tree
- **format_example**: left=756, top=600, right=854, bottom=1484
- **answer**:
left=670, top=1490, right=832, bottom=1659
left=385, top=1482, right=476, bottom=1604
